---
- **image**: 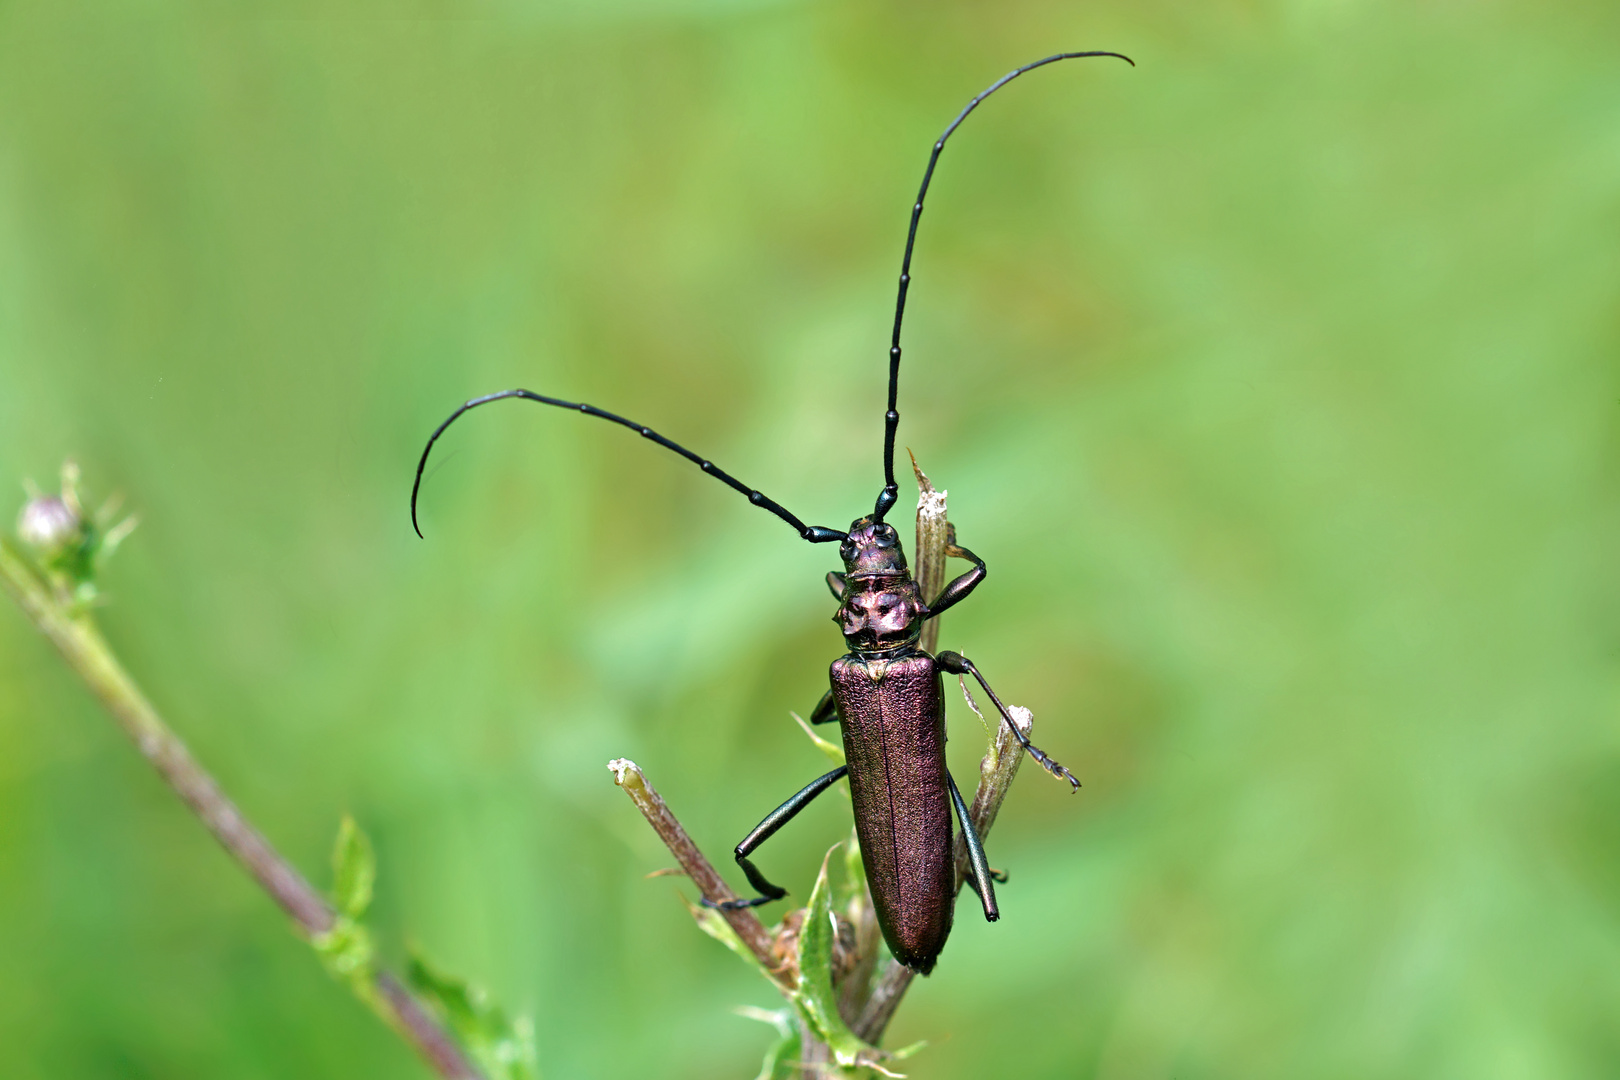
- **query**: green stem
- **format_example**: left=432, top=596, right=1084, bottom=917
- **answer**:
left=0, top=536, right=485, bottom=1080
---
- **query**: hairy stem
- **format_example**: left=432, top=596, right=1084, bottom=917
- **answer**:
left=0, top=536, right=485, bottom=1080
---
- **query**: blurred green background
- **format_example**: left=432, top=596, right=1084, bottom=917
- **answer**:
left=1, top=2, right=1616, bottom=1077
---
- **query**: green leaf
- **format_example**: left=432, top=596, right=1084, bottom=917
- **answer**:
left=312, top=916, right=377, bottom=989
left=331, top=815, right=375, bottom=921
left=681, top=895, right=779, bottom=984
left=790, top=847, right=889, bottom=1075
left=791, top=711, right=846, bottom=764
left=839, top=829, right=866, bottom=908
left=407, top=949, right=539, bottom=1080
left=735, top=1007, right=801, bottom=1080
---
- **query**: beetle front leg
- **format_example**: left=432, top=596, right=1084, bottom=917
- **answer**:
left=708, top=764, right=849, bottom=910
left=936, top=650, right=1080, bottom=791
left=923, top=536, right=986, bottom=620
left=808, top=688, right=838, bottom=725
left=827, top=571, right=846, bottom=600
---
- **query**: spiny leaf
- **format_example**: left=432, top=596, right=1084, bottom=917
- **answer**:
left=407, top=949, right=539, bottom=1080
left=331, top=814, right=375, bottom=921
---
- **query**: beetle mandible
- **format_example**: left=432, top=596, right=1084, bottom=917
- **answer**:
left=410, top=50, right=1133, bottom=976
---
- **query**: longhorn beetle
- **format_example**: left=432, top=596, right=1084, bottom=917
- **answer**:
left=411, top=51, right=1133, bottom=976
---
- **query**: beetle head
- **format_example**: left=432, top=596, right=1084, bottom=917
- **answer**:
left=840, top=516, right=908, bottom=578
left=835, top=517, right=918, bottom=652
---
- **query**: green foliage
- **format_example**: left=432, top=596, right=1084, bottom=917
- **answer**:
left=788, top=848, right=883, bottom=1076
left=407, top=951, right=538, bottom=1080
left=312, top=816, right=379, bottom=995
left=316, top=815, right=537, bottom=1078
left=734, top=1007, right=800, bottom=1080
left=1, top=4, right=1616, bottom=1078
left=331, top=814, right=376, bottom=923
left=682, top=895, right=780, bottom=985
left=792, top=711, right=846, bottom=765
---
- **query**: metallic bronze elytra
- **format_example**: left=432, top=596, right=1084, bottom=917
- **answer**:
left=410, top=51, right=1128, bottom=976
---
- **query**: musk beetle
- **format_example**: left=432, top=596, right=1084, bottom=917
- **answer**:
left=411, top=51, right=1132, bottom=976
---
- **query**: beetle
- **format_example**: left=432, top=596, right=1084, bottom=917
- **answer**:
left=410, top=50, right=1132, bottom=975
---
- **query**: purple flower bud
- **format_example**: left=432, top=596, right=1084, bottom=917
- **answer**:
left=18, top=495, right=80, bottom=552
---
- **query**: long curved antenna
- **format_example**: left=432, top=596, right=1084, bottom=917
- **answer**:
left=871, top=50, right=1135, bottom=522
left=411, top=389, right=848, bottom=543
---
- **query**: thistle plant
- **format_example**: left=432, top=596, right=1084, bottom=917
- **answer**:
left=0, top=464, right=531, bottom=1080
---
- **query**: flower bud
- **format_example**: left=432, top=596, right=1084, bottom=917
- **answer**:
left=18, top=495, right=81, bottom=553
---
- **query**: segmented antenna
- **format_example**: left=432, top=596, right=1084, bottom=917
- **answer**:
left=871, top=50, right=1135, bottom=522
left=410, top=389, right=847, bottom=543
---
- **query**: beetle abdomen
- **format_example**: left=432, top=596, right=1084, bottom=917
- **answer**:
left=830, top=651, right=953, bottom=975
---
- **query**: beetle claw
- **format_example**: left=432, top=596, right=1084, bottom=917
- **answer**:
left=700, top=894, right=783, bottom=911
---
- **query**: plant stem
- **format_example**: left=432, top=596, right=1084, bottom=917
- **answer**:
left=0, top=536, right=485, bottom=1080
left=910, top=452, right=949, bottom=657
left=608, top=760, right=839, bottom=1070
left=607, top=758, right=788, bottom=991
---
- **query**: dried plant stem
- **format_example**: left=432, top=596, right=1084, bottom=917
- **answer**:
left=910, top=452, right=950, bottom=657
left=0, top=536, right=484, bottom=1080
left=608, top=759, right=834, bottom=1065
left=607, top=758, right=785, bottom=988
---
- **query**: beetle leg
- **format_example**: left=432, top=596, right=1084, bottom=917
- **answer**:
left=808, top=689, right=839, bottom=725
left=708, top=765, right=850, bottom=911
left=923, top=540, right=986, bottom=619
left=936, top=651, right=1080, bottom=791
left=964, top=868, right=1009, bottom=891
left=947, top=771, right=999, bottom=922
left=826, top=570, right=846, bottom=600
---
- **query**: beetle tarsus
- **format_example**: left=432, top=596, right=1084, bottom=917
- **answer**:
left=935, top=650, right=1081, bottom=791
left=703, top=892, right=783, bottom=912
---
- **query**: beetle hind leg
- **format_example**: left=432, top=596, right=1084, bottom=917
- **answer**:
left=948, top=770, right=1000, bottom=923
